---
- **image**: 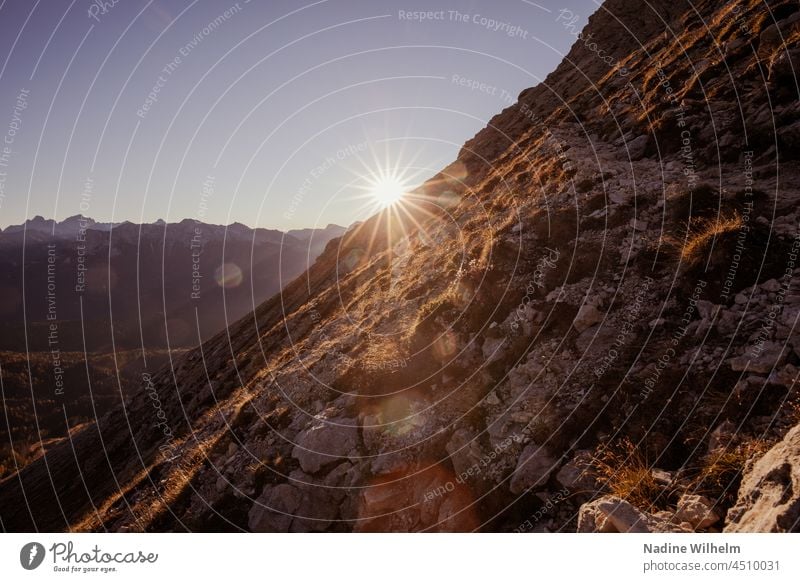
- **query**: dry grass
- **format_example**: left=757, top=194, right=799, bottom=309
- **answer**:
left=689, top=439, right=773, bottom=504
left=591, top=438, right=666, bottom=510
left=785, top=396, right=800, bottom=426
left=680, top=213, right=744, bottom=267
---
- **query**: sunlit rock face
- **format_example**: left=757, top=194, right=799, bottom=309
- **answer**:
left=2, top=0, right=800, bottom=533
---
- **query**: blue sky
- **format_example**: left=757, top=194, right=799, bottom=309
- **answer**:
left=0, top=0, right=599, bottom=230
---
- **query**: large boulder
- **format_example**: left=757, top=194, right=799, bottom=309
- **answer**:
left=578, top=496, right=692, bottom=533
left=727, top=341, right=789, bottom=374
left=578, top=496, right=651, bottom=532
left=674, top=494, right=721, bottom=529
left=725, top=424, right=800, bottom=532
left=291, top=417, right=359, bottom=473
left=573, top=304, right=603, bottom=333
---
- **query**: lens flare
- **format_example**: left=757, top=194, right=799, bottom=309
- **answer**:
left=214, top=262, right=243, bottom=288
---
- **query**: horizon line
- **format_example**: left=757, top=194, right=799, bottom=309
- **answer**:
left=0, top=213, right=352, bottom=234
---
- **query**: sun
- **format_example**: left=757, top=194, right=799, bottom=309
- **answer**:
left=369, top=174, right=406, bottom=208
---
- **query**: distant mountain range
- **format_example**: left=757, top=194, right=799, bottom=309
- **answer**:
left=1, top=214, right=344, bottom=242
left=0, top=215, right=346, bottom=477
left=0, top=215, right=346, bottom=351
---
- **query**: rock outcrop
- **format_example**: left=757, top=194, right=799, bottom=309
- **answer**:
left=725, top=425, right=800, bottom=532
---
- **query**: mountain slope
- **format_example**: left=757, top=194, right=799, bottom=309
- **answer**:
left=1, top=0, right=799, bottom=532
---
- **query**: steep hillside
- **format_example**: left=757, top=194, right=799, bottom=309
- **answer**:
left=1, top=0, right=799, bottom=532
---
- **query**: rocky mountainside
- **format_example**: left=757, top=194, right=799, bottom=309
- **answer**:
left=1, top=0, right=799, bottom=532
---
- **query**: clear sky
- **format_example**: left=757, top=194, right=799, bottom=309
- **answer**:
left=0, top=0, right=599, bottom=231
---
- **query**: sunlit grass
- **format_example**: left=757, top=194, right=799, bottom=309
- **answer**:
left=680, top=213, right=743, bottom=267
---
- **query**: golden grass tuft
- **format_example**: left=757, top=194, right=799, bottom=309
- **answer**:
left=680, top=213, right=743, bottom=267
left=591, top=438, right=666, bottom=510
left=689, top=438, right=773, bottom=503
